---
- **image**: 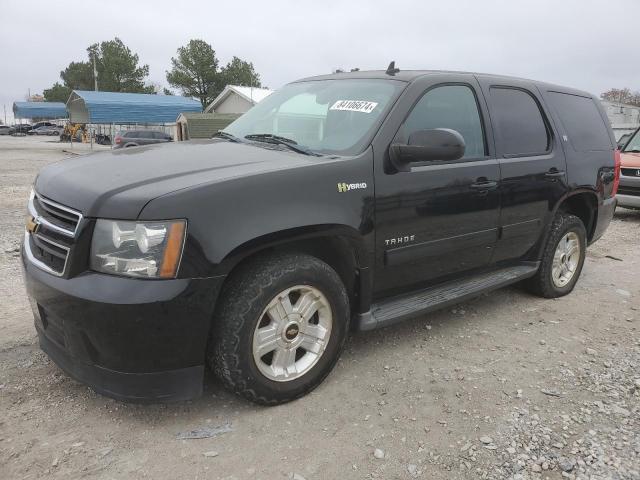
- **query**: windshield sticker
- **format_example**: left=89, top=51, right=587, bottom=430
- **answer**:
left=330, top=100, right=379, bottom=113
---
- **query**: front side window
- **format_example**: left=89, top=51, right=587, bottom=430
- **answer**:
left=623, top=128, right=640, bottom=153
left=223, top=79, right=405, bottom=155
left=489, top=87, right=550, bottom=156
left=396, top=85, right=486, bottom=159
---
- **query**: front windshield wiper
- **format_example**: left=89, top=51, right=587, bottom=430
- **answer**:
left=244, top=133, right=320, bottom=156
left=214, top=131, right=242, bottom=142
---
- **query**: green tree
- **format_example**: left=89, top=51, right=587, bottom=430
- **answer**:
left=90, top=38, right=154, bottom=93
left=60, top=61, right=94, bottom=90
left=166, top=40, right=262, bottom=109
left=220, top=56, right=261, bottom=91
left=44, top=37, right=153, bottom=97
left=166, top=39, right=220, bottom=108
left=43, top=82, right=72, bottom=102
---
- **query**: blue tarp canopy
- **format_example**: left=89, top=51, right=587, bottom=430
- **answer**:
left=67, top=90, right=201, bottom=124
left=13, top=102, right=67, bottom=119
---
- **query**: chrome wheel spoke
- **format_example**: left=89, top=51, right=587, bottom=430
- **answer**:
left=266, top=296, right=291, bottom=325
left=299, top=333, right=324, bottom=354
left=304, top=323, right=328, bottom=341
left=271, top=347, right=298, bottom=378
left=295, top=291, right=321, bottom=322
left=254, top=325, right=279, bottom=357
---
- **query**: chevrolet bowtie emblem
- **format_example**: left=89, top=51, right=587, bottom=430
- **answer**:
left=26, top=216, right=39, bottom=234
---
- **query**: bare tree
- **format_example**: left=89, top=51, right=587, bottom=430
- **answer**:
left=601, top=88, right=640, bottom=107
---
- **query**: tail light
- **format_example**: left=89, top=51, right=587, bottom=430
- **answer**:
left=115, top=136, right=122, bottom=144
left=613, top=149, right=621, bottom=196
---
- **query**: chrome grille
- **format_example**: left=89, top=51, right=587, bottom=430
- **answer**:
left=24, top=232, right=70, bottom=276
left=621, top=168, right=640, bottom=178
left=28, top=191, right=82, bottom=237
left=25, top=190, right=83, bottom=276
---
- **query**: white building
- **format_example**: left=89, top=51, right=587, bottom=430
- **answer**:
left=204, top=85, right=274, bottom=114
left=601, top=100, right=640, bottom=140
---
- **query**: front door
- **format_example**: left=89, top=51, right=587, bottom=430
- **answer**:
left=373, top=76, right=500, bottom=297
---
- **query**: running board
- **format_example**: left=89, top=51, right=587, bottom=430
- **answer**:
left=356, top=264, right=539, bottom=331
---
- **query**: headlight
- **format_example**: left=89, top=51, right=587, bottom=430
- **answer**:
left=90, top=219, right=186, bottom=279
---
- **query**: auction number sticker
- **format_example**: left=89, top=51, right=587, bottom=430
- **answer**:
left=330, top=100, right=379, bottom=113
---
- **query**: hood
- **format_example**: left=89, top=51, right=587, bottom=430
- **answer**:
left=621, top=151, right=640, bottom=168
left=35, top=140, right=319, bottom=219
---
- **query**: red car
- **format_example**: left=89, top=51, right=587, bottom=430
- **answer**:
left=618, top=127, right=640, bottom=209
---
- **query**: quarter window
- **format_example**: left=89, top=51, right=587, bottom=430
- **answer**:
left=547, top=92, right=612, bottom=152
left=398, top=85, right=486, bottom=159
left=489, top=87, right=550, bottom=156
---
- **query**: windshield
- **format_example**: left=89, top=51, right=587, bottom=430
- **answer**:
left=623, top=128, right=640, bottom=152
left=222, top=79, right=405, bottom=155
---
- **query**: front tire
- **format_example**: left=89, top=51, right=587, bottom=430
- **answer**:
left=208, top=253, right=350, bottom=405
left=525, top=213, right=586, bottom=298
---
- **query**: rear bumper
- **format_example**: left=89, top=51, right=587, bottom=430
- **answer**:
left=22, top=250, right=224, bottom=402
left=590, top=196, right=616, bottom=244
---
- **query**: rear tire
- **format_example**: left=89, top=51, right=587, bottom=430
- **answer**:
left=208, top=253, right=350, bottom=405
left=524, top=213, right=586, bottom=298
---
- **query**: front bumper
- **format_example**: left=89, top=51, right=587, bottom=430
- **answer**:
left=22, top=248, right=224, bottom=402
left=617, top=174, right=640, bottom=208
left=617, top=194, right=640, bottom=208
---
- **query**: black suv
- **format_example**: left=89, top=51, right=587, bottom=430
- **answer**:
left=22, top=68, right=618, bottom=405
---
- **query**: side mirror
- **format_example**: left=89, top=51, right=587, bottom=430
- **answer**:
left=390, top=128, right=466, bottom=171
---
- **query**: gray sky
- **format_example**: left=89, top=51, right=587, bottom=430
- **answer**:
left=1, top=0, right=638, bottom=123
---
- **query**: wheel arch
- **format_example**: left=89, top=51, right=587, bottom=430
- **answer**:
left=214, top=224, right=372, bottom=315
left=553, top=189, right=599, bottom=241
left=526, top=189, right=600, bottom=262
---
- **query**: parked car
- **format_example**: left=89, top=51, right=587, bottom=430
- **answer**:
left=11, top=124, right=32, bottom=134
left=22, top=67, right=618, bottom=405
left=0, top=125, right=15, bottom=135
left=113, top=130, right=172, bottom=148
left=31, top=126, right=63, bottom=136
left=617, top=133, right=632, bottom=149
left=617, top=126, right=640, bottom=209
left=27, top=121, right=56, bottom=134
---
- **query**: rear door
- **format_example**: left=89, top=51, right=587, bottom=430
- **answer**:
left=373, top=74, right=500, bottom=296
left=137, top=131, right=154, bottom=145
left=477, top=77, right=568, bottom=262
left=152, top=131, right=170, bottom=143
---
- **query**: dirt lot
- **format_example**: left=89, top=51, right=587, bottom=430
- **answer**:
left=1, top=135, right=639, bottom=480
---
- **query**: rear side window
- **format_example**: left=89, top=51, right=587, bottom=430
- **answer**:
left=398, top=85, right=486, bottom=159
left=489, top=87, right=550, bottom=156
left=547, top=92, right=612, bottom=152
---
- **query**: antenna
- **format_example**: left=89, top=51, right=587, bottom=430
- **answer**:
left=385, top=61, right=400, bottom=76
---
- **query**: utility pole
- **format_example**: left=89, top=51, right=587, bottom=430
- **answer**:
left=93, top=54, right=98, bottom=91
left=3, top=105, right=6, bottom=125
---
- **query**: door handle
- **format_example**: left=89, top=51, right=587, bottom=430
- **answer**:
left=470, top=180, right=498, bottom=190
left=545, top=169, right=565, bottom=178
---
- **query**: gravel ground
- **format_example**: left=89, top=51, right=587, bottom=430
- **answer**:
left=1, top=135, right=639, bottom=479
